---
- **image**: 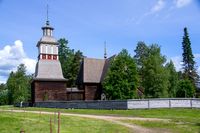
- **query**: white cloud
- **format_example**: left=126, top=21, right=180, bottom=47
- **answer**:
left=151, top=0, right=165, bottom=13
left=174, top=0, right=192, bottom=8
left=22, top=58, right=36, bottom=75
left=135, top=0, right=192, bottom=25
left=0, top=40, right=36, bottom=83
left=136, top=0, right=165, bottom=24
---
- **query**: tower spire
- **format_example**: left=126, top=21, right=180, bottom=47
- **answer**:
left=104, top=41, right=107, bottom=59
left=46, top=4, right=49, bottom=25
left=41, top=4, right=54, bottom=36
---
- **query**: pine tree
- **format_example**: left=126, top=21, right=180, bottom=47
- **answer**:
left=181, top=27, right=198, bottom=87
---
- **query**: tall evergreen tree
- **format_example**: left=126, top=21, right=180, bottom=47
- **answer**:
left=103, top=49, right=138, bottom=100
left=182, top=27, right=198, bottom=85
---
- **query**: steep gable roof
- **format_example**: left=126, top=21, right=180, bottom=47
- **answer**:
left=83, top=58, right=105, bottom=83
left=77, top=56, right=115, bottom=84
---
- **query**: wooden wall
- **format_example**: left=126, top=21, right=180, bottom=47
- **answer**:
left=32, top=81, right=67, bottom=102
left=66, top=92, right=84, bottom=100
left=32, top=81, right=103, bottom=102
left=84, top=84, right=102, bottom=100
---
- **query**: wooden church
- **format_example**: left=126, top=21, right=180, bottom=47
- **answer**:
left=31, top=16, right=114, bottom=103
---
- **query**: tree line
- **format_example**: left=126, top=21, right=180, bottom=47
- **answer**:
left=0, top=27, right=199, bottom=105
left=103, top=27, right=199, bottom=99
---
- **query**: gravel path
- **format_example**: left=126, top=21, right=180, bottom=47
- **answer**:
left=0, top=109, right=171, bottom=133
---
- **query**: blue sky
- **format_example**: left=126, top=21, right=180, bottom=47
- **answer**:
left=0, top=0, right=200, bottom=83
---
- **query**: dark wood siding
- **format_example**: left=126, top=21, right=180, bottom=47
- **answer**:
left=84, top=84, right=102, bottom=100
left=66, top=92, right=84, bottom=100
left=33, top=81, right=67, bottom=102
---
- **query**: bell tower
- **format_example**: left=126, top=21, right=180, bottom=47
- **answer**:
left=37, top=14, right=58, bottom=61
left=32, top=6, right=67, bottom=103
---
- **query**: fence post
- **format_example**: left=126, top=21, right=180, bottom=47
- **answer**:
left=54, top=112, right=56, bottom=124
left=58, top=112, right=60, bottom=133
left=50, top=117, right=52, bottom=133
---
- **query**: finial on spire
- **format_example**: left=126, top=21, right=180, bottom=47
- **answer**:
left=42, top=4, right=54, bottom=36
left=46, top=4, right=49, bottom=25
left=104, top=41, right=107, bottom=59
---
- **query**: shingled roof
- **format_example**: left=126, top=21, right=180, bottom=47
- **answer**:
left=83, top=58, right=105, bottom=83
left=37, top=36, right=58, bottom=46
left=34, top=60, right=66, bottom=80
left=77, top=56, right=114, bottom=84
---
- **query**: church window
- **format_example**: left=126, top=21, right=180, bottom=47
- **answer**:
left=53, top=55, right=57, bottom=60
left=48, top=55, right=51, bottom=60
left=42, top=54, right=46, bottom=59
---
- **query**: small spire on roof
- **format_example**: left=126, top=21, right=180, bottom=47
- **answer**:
left=104, top=41, right=107, bottom=59
left=46, top=4, right=50, bottom=25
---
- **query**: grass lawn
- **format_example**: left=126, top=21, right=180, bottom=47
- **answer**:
left=1, top=105, right=200, bottom=121
left=0, top=110, right=131, bottom=133
left=122, top=119, right=200, bottom=133
left=0, top=106, right=200, bottom=133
